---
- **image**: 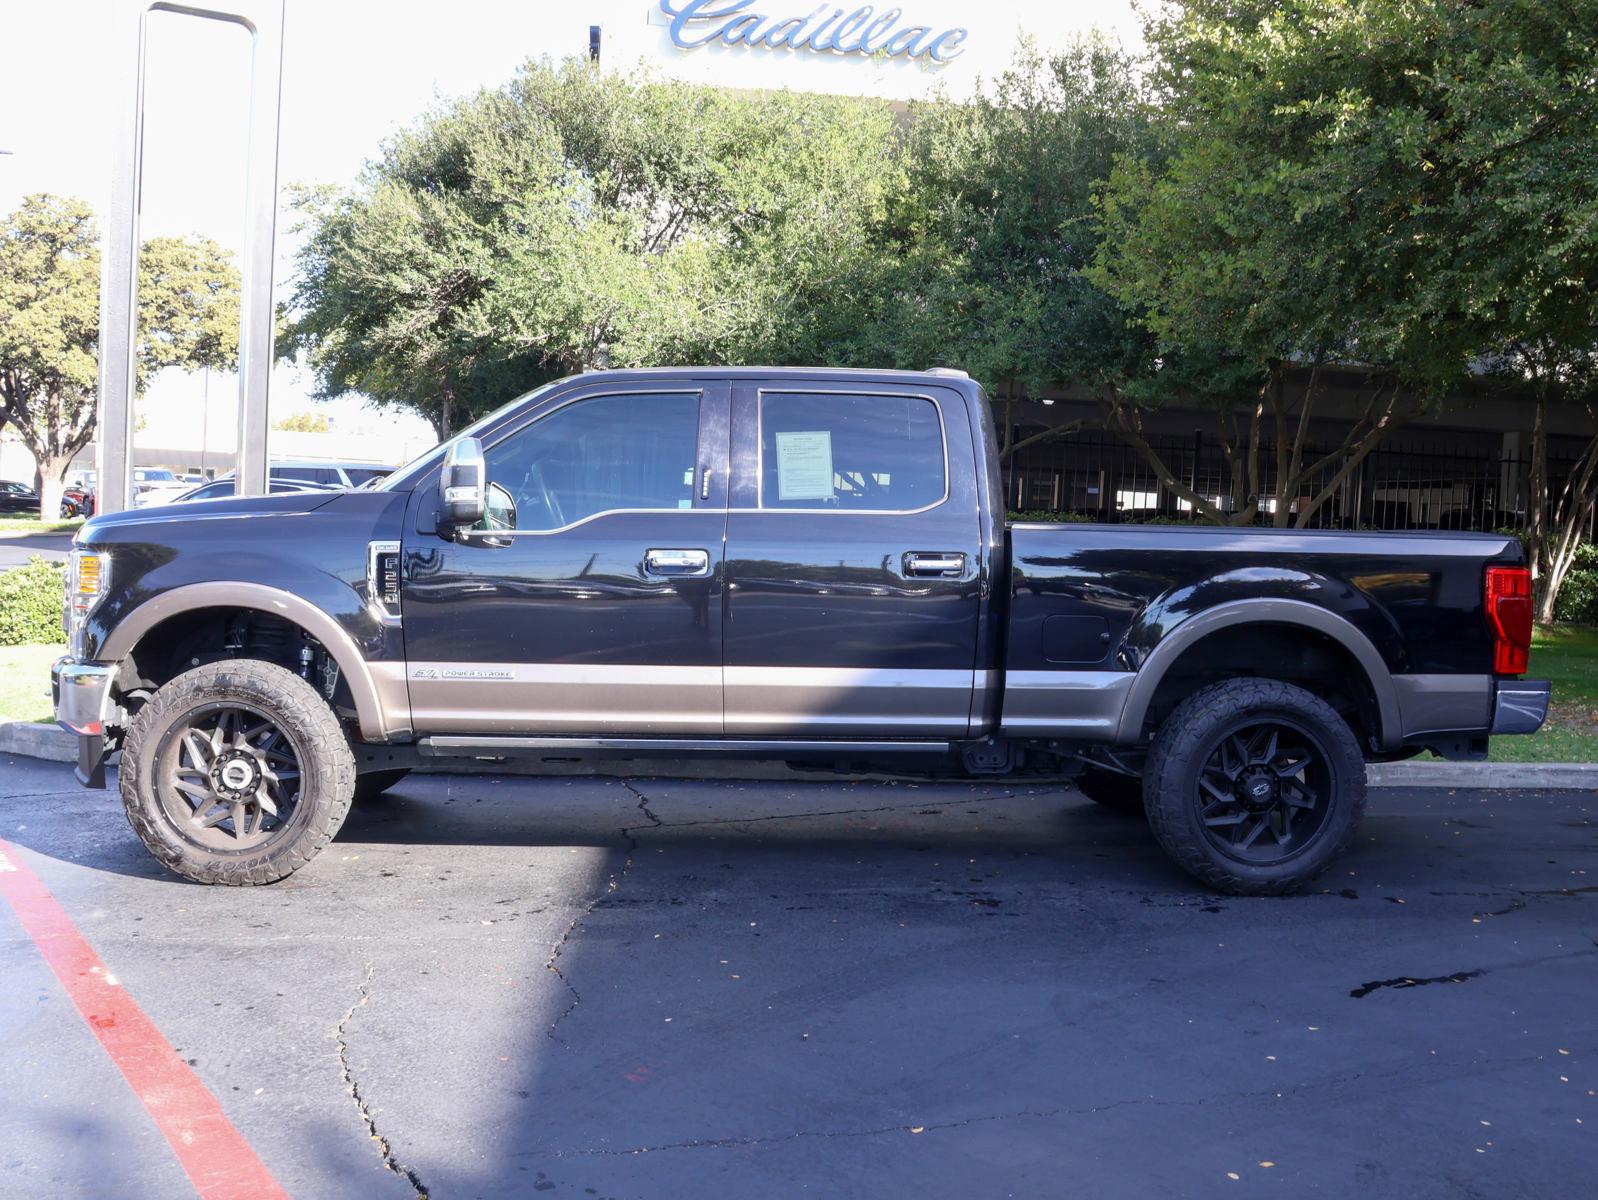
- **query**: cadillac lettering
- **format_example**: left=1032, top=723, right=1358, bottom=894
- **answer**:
left=54, top=367, right=1548, bottom=894
left=658, top=1, right=970, bottom=62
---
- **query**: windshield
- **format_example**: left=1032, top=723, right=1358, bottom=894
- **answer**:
left=138, top=469, right=177, bottom=482
left=376, top=381, right=561, bottom=492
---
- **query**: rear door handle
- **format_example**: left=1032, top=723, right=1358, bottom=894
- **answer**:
left=645, top=548, right=711, bottom=577
left=902, top=551, right=966, bottom=577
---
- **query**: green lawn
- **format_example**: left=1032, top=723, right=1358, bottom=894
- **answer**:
left=1488, top=624, right=1598, bottom=761
left=0, top=643, right=63, bottom=724
left=0, top=517, right=83, bottom=535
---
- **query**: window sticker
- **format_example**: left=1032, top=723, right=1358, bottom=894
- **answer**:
left=775, top=430, right=834, bottom=501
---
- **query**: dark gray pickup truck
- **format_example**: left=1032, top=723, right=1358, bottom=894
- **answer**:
left=54, top=367, right=1547, bottom=893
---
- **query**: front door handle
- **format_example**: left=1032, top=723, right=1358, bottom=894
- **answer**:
left=645, top=548, right=711, bottom=577
left=903, top=551, right=966, bottom=577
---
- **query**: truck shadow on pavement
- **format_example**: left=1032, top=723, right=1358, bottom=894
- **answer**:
left=5, top=759, right=1594, bottom=1199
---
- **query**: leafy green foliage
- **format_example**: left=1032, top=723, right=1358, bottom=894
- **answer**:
left=272, top=411, right=330, bottom=433
left=0, top=557, right=66, bottom=647
left=1086, top=0, right=1598, bottom=531
left=0, top=194, right=240, bottom=517
left=286, top=60, right=900, bottom=435
left=1554, top=545, right=1598, bottom=625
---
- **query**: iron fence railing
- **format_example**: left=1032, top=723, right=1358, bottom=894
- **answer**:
left=1007, top=428, right=1593, bottom=537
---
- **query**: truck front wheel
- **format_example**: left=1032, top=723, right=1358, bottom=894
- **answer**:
left=1143, top=678, right=1366, bottom=895
left=120, top=660, right=356, bottom=885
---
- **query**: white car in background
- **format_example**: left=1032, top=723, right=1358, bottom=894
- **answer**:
left=130, top=468, right=193, bottom=507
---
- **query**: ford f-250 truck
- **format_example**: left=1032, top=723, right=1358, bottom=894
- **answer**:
left=53, top=368, right=1549, bottom=893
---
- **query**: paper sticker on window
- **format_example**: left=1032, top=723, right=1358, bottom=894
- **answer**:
left=775, top=431, right=834, bottom=501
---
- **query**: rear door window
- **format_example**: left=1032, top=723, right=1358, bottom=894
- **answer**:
left=758, top=392, right=946, bottom=511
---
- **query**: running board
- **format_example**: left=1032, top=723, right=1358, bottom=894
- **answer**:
left=417, top=735, right=953, bottom=758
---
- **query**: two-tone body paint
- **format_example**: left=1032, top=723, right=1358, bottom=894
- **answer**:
left=68, top=366, right=1534, bottom=760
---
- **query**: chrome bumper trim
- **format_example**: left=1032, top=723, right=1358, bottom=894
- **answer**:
left=52, top=658, right=116, bottom=736
left=1491, top=680, right=1550, bottom=735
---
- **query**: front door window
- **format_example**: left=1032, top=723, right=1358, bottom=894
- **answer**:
left=482, top=391, right=701, bottom=531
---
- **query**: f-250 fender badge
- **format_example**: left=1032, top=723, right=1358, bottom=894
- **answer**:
left=411, top=666, right=514, bottom=681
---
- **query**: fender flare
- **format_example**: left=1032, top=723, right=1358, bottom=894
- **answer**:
left=99, top=582, right=409, bottom=742
left=1114, top=598, right=1402, bottom=750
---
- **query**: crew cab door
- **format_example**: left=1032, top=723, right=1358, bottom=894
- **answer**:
left=401, top=382, right=730, bottom=734
left=723, top=381, right=983, bottom=735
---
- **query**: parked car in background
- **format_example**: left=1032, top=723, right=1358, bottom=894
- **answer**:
left=60, top=486, right=95, bottom=519
left=170, top=477, right=342, bottom=503
left=0, top=480, right=41, bottom=514
left=268, top=460, right=395, bottom=488
left=130, top=468, right=191, bottom=508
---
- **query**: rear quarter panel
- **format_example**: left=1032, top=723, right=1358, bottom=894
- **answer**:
left=1007, top=524, right=1521, bottom=678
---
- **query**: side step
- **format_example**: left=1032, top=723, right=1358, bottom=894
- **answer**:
left=417, top=736, right=953, bottom=758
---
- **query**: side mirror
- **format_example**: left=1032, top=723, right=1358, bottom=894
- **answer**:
left=440, top=436, right=486, bottom=529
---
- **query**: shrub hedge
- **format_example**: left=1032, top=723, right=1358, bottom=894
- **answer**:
left=1555, top=543, right=1598, bottom=625
left=0, top=556, right=66, bottom=646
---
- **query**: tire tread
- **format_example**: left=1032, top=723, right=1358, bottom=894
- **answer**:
left=120, top=659, right=355, bottom=885
left=1143, top=678, right=1366, bottom=895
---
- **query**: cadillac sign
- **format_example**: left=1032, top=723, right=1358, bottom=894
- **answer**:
left=658, top=1, right=971, bottom=63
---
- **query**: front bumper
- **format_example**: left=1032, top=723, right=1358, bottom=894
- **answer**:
left=52, top=658, right=116, bottom=736
left=1491, top=678, right=1550, bottom=735
left=52, top=658, right=116, bottom=789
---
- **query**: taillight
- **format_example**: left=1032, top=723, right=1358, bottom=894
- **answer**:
left=1484, top=566, right=1532, bottom=676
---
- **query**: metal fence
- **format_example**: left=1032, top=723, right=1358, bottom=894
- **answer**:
left=1007, top=428, right=1593, bottom=536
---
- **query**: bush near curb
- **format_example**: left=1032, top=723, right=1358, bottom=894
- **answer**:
left=0, top=557, right=66, bottom=647
left=1554, top=544, right=1598, bottom=625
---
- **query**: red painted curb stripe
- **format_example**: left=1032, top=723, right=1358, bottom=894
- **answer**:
left=0, top=839, right=290, bottom=1200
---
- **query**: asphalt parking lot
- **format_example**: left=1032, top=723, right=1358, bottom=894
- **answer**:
left=1, top=752, right=1593, bottom=1199
left=0, top=531, right=72, bottom=570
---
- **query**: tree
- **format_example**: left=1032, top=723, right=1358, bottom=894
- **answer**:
left=0, top=194, right=240, bottom=517
left=1089, top=0, right=1517, bottom=527
left=286, top=59, right=899, bottom=437
left=273, top=411, right=330, bottom=434
left=1427, top=0, right=1598, bottom=620
left=781, top=38, right=1155, bottom=489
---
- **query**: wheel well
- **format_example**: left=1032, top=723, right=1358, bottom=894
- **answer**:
left=1139, top=623, right=1381, bottom=752
left=115, top=606, right=356, bottom=723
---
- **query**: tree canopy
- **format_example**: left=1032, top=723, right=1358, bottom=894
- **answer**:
left=285, top=7, right=1598, bottom=599
left=286, top=59, right=900, bottom=436
left=0, top=193, right=239, bottom=516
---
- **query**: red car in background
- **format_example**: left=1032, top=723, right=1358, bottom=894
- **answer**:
left=60, top=485, right=95, bottom=518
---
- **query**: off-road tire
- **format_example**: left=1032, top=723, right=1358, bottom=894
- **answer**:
left=1144, top=678, right=1366, bottom=895
left=1075, top=768, right=1146, bottom=815
left=121, top=659, right=355, bottom=885
left=354, top=769, right=410, bottom=801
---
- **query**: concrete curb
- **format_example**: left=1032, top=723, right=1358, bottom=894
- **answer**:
left=1366, top=760, right=1598, bottom=789
left=0, top=720, right=76, bottom=764
left=2, top=719, right=1593, bottom=787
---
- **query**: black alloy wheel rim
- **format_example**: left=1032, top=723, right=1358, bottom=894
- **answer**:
left=155, top=702, right=305, bottom=852
left=1195, top=716, right=1335, bottom=865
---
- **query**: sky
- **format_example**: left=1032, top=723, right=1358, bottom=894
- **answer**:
left=0, top=0, right=1142, bottom=464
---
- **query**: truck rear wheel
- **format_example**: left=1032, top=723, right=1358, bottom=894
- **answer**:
left=120, top=660, right=356, bottom=885
left=1143, top=678, right=1365, bottom=895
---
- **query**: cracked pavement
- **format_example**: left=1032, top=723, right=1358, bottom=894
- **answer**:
left=0, top=752, right=1594, bottom=1198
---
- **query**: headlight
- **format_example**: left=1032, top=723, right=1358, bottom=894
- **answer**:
left=65, top=549, right=110, bottom=658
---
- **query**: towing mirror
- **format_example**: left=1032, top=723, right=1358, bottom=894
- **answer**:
left=440, top=436, right=486, bottom=528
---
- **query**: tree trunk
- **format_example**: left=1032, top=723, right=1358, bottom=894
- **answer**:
left=33, top=453, right=74, bottom=522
